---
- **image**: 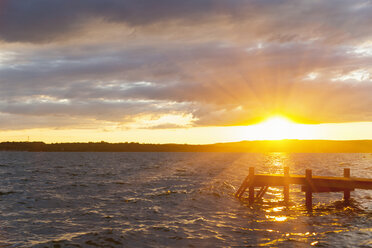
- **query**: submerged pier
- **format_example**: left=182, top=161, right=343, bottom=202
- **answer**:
left=235, top=167, right=372, bottom=210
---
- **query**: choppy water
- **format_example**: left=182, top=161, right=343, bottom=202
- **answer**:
left=0, top=152, right=372, bottom=247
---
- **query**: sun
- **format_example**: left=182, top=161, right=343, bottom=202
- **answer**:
left=256, top=116, right=296, bottom=140
left=239, top=115, right=314, bottom=140
left=260, top=116, right=294, bottom=126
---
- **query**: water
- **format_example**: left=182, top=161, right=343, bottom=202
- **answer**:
left=0, top=152, right=371, bottom=247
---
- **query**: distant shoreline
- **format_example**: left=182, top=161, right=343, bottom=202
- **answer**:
left=1, top=140, right=372, bottom=153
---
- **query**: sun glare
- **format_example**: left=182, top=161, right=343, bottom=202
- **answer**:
left=256, top=116, right=296, bottom=140
left=260, top=116, right=294, bottom=128
left=239, top=115, right=315, bottom=140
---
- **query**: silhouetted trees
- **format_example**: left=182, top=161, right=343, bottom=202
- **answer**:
left=1, top=140, right=372, bottom=152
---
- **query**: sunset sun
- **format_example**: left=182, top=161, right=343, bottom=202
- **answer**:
left=259, top=116, right=295, bottom=129
left=252, top=116, right=297, bottom=140
left=256, top=116, right=295, bottom=139
left=238, top=115, right=317, bottom=141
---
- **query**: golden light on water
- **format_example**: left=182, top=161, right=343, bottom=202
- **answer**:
left=265, top=214, right=288, bottom=222
left=273, top=216, right=288, bottom=222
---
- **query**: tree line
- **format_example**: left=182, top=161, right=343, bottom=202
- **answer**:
left=1, top=140, right=372, bottom=152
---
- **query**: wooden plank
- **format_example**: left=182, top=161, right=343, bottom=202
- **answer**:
left=253, top=174, right=307, bottom=186
left=235, top=174, right=250, bottom=198
left=256, top=186, right=268, bottom=200
left=252, top=174, right=372, bottom=190
left=256, top=186, right=265, bottom=198
left=306, top=177, right=372, bottom=190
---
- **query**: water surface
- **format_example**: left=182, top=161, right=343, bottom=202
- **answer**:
left=0, top=152, right=371, bottom=247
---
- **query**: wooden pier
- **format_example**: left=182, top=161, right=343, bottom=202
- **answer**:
left=235, top=167, right=372, bottom=210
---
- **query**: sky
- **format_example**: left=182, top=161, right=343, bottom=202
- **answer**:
left=1, top=0, right=372, bottom=144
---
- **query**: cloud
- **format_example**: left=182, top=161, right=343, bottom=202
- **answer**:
left=1, top=0, right=372, bottom=44
left=1, top=0, right=372, bottom=130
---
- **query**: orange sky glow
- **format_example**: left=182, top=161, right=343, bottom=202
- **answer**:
left=2, top=116, right=372, bottom=144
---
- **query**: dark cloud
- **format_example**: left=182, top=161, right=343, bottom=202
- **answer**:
left=0, top=0, right=237, bottom=42
left=1, top=0, right=372, bottom=44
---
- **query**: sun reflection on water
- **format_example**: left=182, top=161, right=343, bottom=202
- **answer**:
left=273, top=216, right=288, bottom=222
left=271, top=206, right=285, bottom=212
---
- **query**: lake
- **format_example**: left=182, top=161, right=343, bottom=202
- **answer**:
left=0, top=152, right=372, bottom=247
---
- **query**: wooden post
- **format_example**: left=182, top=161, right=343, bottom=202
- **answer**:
left=235, top=174, right=250, bottom=198
left=256, top=186, right=268, bottom=200
left=283, top=167, right=289, bottom=204
left=256, top=186, right=265, bottom=198
left=248, top=167, right=255, bottom=205
left=344, top=168, right=351, bottom=203
left=305, top=169, right=313, bottom=211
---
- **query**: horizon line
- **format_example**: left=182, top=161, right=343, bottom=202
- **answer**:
left=3, top=139, right=372, bottom=146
